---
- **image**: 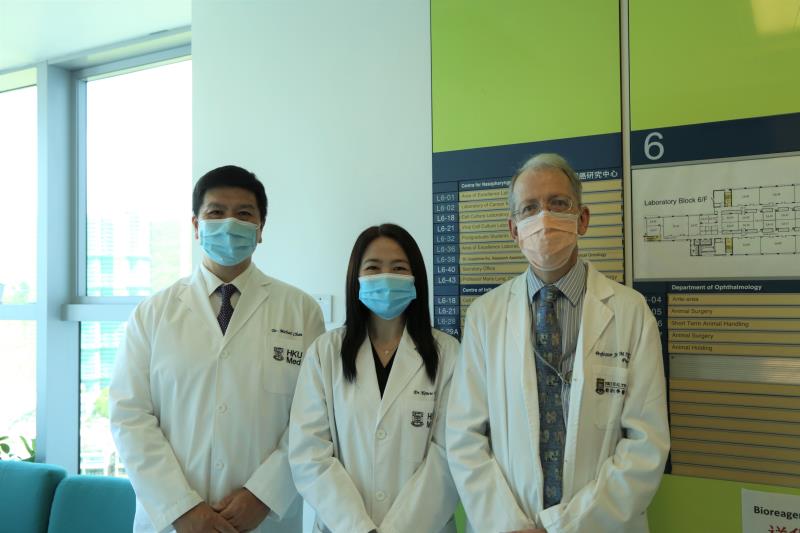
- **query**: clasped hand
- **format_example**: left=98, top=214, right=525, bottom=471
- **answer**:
left=174, top=488, right=269, bottom=533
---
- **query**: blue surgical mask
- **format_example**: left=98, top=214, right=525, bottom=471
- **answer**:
left=358, top=273, right=417, bottom=320
left=198, top=218, right=259, bottom=266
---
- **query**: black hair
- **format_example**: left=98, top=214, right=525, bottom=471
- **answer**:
left=341, top=223, right=439, bottom=383
left=192, top=165, right=268, bottom=225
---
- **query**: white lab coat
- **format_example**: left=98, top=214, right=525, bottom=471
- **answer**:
left=110, top=265, right=325, bottom=533
left=446, top=263, right=670, bottom=533
left=289, top=327, right=460, bottom=533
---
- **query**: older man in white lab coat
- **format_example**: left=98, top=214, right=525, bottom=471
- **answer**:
left=446, top=153, right=670, bottom=533
left=110, top=165, right=325, bottom=533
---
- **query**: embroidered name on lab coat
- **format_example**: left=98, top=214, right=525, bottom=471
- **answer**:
left=271, top=327, right=303, bottom=337
left=594, top=350, right=631, bottom=365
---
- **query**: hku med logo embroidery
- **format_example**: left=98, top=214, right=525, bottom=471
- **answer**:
left=596, top=377, right=627, bottom=396
left=273, top=346, right=284, bottom=361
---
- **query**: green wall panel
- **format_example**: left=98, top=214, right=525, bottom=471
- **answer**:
left=455, top=475, right=800, bottom=532
left=432, top=0, right=621, bottom=152
left=649, top=474, right=800, bottom=533
left=630, top=0, right=800, bottom=130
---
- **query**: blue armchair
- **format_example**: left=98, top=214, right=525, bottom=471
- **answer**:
left=47, top=475, right=135, bottom=533
left=0, top=461, right=66, bottom=533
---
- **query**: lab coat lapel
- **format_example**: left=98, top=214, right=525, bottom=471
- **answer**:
left=507, top=273, right=531, bottom=366
left=579, top=265, right=614, bottom=360
left=221, top=267, right=271, bottom=346
left=508, top=273, right=543, bottom=476
left=562, top=265, right=614, bottom=498
left=356, top=339, right=382, bottom=411
left=179, top=269, right=222, bottom=335
left=377, top=328, right=423, bottom=425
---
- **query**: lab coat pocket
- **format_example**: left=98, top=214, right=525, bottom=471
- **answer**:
left=402, top=398, right=435, bottom=464
left=264, top=333, right=304, bottom=395
left=591, top=364, right=628, bottom=429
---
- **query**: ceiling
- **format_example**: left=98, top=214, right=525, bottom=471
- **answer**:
left=0, top=0, right=191, bottom=73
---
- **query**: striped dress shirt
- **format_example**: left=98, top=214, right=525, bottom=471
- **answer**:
left=526, top=258, right=588, bottom=422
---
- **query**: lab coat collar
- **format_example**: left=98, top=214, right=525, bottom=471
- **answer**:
left=525, top=259, right=587, bottom=307
left=508, top=263, right=615, bottom=358
left=508, top=272, right=533, bottom=369
left=508, top=273, right=542, bottom=498
left=374, top=327, right=423, bottom=426
left=179, top=265, right=272, bottom=345
left=179, top=269, right=219, bottom=336
left=199, top=261, right=255, bottom=297
left=579, top=263, right=614, bottom=358
left=509, top=262, right=615, bottom=505
left=562, top=263, right=614, bottom=499
left=219, top=266, right=272, bottom=344
left=355, top=339, right=382, bottom=419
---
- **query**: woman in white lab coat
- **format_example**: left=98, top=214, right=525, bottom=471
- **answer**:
left=289, top=223, right=459, bottom=533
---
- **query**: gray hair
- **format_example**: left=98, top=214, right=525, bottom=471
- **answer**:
left=507, top=153, right=582, bottom=214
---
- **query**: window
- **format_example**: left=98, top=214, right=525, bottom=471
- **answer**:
left=79, top=321, right=126, bottom=475
left=78, top=58, right=192, bottom=475
left=0, top=85, right=37, bottom=304
left=0, top=81, right=37, bottom=460
left=0, top=321, right=36, bottom=459
left=85, top=59, right=192, bottom=297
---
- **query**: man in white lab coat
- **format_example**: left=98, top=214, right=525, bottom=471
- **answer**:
left=110, top=165, right=325, bottom=533
left=446, top=153, right=670, bottom=533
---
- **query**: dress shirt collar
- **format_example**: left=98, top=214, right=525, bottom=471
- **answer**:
left=526, top=258, right=587, bottom=306
left=200, top=261, right=254, bottom=296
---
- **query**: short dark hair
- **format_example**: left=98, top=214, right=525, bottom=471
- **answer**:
left=341, top=223, right=439, bottom=384
left=192, top=165, right=268, bottom=225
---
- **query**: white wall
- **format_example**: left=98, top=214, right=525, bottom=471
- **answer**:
left=192, top=0, right=433, bottom=327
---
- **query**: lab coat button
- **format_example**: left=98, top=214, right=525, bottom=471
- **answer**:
left=215, top=461, right=224, bottom=470
left=221, top=350, right=230, bottom=359
left=376, top=428, right=387, bottom=440
left=217, top=404, right=228, bottom=414
left=375, top=491, right=386, bottom=502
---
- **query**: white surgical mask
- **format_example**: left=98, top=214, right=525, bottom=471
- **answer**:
left=516, top=211, right=579, bottom=271
left=358, top=273, right=417, bottom=320
left=199, top=218, right=258, bottom=266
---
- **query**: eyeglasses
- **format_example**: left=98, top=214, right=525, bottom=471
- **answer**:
left=511, top=195, right=575, bottom=220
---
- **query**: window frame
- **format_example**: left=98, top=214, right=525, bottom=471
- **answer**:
left=73, top=45, right=191, bottom=305
left=0, top=74, right=39, bottom=464
left=0, top=75, right=38, bottom=314
left=70, top=46, right=191, bottom=475
left=0, top=37, right=191, bottom=474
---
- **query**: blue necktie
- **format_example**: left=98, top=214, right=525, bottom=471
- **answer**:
left=534, top=284, right=565, bottom=508
left=535, top=284, right=562, bottom=367
left=217, top=284, right=237, bottom=335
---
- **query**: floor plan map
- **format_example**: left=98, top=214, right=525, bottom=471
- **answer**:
left=633, top=155, right=800, bottom=279
left=643, top=182, right=800, bottom=256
